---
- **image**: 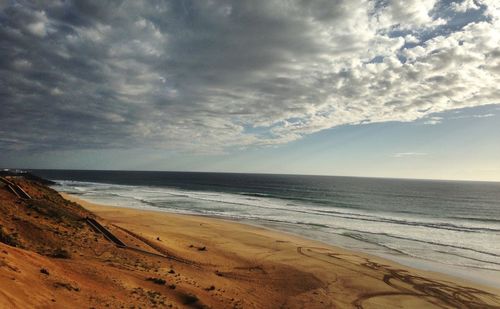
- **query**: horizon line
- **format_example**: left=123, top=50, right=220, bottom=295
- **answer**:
left=8, top=167, right=500, bottom=184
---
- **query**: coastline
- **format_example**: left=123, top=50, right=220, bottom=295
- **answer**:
left=61, top=192, right=500, bottom=307
left=60, top=191, right=500, bottom=289
left=49, top=173, right=500, bottom=288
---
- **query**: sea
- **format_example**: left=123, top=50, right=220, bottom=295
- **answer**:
left=32, top=170, right=500, bottom=287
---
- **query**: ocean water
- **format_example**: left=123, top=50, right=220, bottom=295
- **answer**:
left=33, top=170, right=500, bottom=285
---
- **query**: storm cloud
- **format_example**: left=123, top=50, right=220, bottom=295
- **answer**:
left=1, top=0, right=499, bottom=153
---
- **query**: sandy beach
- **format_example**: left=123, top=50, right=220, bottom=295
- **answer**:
left=1, top=176, right=500, bottom=308
left=62, top=193, right=500, bottom=308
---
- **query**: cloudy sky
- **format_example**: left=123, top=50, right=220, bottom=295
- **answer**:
left=1, top=0, right=499, bottom=181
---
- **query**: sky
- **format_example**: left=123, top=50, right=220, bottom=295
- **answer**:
left=0, top=0, right=499, bottom=181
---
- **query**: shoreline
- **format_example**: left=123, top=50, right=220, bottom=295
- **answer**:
left=62, top=192, right=500, bottom=299
left=61, top=192, right=500, bottom=290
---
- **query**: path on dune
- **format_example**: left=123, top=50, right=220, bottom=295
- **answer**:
left=0, top=177, right=32, bottom=199
left=85, top=216, right=199, bottom=266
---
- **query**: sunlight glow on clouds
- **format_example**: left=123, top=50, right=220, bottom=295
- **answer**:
left=1, top=0, right=499, bottom=153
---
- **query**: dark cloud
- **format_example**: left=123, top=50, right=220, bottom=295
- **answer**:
left=1, top=0, right=499, bottom=154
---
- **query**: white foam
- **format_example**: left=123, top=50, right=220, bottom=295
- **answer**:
left=53, top=180, right=500, bottom=272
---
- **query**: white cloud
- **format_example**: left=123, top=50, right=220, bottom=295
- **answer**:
left=404, top=34, right=420, bottom=44
left=451, top=0, right=480, bottom=13
left=50, top=87, right=62, bottom=96
left=473, top=113, right=495, bottom=118
left=376, top=0, right=445, bottom=29
left=423, top=116, right=443, bottom=125
left=13, top=59, right=32, bottom=70
left=392, top=152, right=428, bottom=158
left=27, top=21, right=46, bottom=37
left=26, top=10, right=49, bottom=37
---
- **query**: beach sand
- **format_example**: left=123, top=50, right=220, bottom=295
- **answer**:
left=60, top=193, right=500, bottom=308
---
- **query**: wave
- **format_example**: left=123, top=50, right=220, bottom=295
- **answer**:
left=342, top=229, right=500, bottom=259
left=447, top=216, right=500, bottom=224
left=52, top=179, right=500, bottom=271
left=312, top=209, right=500, bottom=233
left=54, top=179, right=500, bottom=233
left=343, top=232, right=500, bottom=271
